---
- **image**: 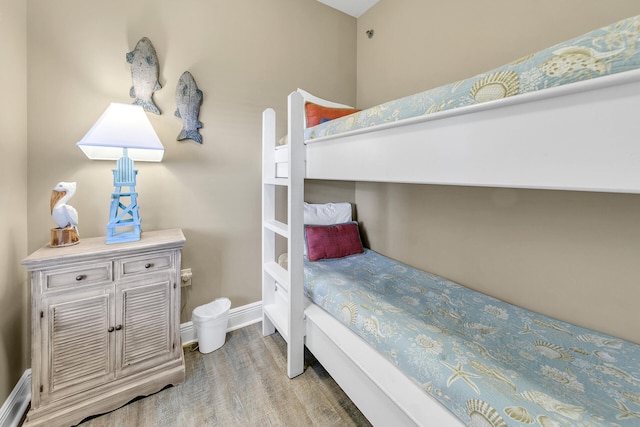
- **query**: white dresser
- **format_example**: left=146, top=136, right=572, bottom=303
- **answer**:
left=21, top=229, right=186, bottom=427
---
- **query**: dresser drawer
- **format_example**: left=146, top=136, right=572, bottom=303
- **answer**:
left=45, top=262, right=113, bottom=290
left=119, top=253, right=172, bottom=277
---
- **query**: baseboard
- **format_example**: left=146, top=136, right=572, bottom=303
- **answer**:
left=0, top=369, right=31, bottom=427
left=181, top=300, right=262, bottom=345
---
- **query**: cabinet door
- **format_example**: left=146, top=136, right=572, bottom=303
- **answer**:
left=116, top=275, right=177, bottom=377
left=40, top=288, right=115, bottom=403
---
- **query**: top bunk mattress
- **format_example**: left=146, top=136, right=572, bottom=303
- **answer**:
left=304, top=14, right=640, bottom=141
left=304, top=249, right=640, bottom=426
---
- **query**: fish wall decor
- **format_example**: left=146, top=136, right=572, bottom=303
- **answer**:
left=126, top=37, right=162, bottom=114
left=175, top=71, right=204, bottom=144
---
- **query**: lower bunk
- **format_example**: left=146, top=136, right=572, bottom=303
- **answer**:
left=304, top=303, right=464, bottom=426
left=299, top=249, right=640, bottom=426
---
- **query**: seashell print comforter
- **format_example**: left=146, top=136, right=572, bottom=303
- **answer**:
left=305, top=15, right=640, bottom=142
left=304, top=249, right=640, bottom=426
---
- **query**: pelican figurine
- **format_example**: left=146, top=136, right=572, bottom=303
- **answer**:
left=50, top=182, right=79, bottom=230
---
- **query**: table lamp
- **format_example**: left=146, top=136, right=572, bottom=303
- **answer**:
left=77, top=103, right=164, bottom=244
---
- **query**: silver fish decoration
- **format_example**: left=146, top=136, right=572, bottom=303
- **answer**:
left=175, top=71, right=203, bottom=144
left=126, top=37, right=162, bottom=114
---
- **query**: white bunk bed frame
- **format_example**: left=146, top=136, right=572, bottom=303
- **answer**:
left=261, top=69, right=640, bottom=426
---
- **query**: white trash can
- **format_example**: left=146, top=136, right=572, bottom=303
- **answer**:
left=192, top=297, right=231, bottom=353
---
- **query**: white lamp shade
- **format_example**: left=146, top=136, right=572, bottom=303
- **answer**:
left=76, top=103, right=164, bottom=162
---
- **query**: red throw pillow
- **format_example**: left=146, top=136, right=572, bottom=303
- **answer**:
left=305, top=102, right=359, bottom=127
left=305, top=222, right=364, bottom=261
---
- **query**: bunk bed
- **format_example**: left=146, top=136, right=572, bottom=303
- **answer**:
left=262, top=15, right=640, bottom=426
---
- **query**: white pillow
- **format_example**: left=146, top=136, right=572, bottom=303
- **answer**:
left=303, top=202, right=352, bottom=256
left=304, top=202, right=352, bottom=225
left=296, top=89, right=354, bottom=128
left=277, top=134, right=288, bottom=146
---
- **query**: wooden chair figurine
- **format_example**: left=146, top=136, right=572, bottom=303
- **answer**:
left=106, top=150, right=141, bottom=243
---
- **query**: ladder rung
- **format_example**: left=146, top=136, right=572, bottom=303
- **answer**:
left=264, top=177, right=288, bottom=186
left=264, top=220, right=289, bottom=238
left=263, top=303, right=289, bottom=342
left=264, top=261, right=289, bottom=289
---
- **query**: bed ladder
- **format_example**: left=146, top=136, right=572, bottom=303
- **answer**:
left=261, top=92, right=305, bottom=378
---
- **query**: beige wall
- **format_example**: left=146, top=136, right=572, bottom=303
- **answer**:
left=355, top=2, right=640, bottom=343
left=26, top=0, right=355, bottom=325
left=0, top=0, right=28, bottom=403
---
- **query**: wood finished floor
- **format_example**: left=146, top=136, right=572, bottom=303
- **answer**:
left=78, top=323, right=372, bottom=427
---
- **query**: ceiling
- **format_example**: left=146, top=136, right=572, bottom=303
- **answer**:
left=317, top=0, right=379, bottom=18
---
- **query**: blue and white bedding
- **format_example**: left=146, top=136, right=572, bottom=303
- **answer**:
left=305, top=15, right=640, bottom=141
left=304, top=249, right=640, bottom=426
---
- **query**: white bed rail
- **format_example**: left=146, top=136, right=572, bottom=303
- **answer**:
left=305, top=70, right=640, bottom=192
left=275, top=70, right=640, bottom=194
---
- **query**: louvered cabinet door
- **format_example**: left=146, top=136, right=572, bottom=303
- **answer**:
left=116, top=275, right=177, bottom=377
left=40, top=288, right=115, bottom=403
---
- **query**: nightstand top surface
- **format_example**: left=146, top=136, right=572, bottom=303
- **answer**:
left=22, top=228, right=185, bottom=268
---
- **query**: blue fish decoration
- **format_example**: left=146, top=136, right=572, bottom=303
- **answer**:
left=126, top=37, right=162, bottom=114
left=175, top=71, right=203, bottom=144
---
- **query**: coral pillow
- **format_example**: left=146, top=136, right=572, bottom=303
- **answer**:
left=305, top=222, right=364, bottom=261
left=305, top=102, right=359, bottom=127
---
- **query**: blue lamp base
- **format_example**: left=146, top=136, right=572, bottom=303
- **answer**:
left=106, top=151, right=142, bottom=244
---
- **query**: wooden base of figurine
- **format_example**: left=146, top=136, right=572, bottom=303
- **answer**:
left=50, top=227, right=80, bottom=247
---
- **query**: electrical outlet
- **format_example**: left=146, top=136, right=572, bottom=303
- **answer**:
left=180, top=268, right=192, bottom=287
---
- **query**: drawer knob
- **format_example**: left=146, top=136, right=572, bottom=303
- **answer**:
left=107, top=326, right=114, bottom=333
left=144, top=263, right=152, bottom=269
left=75, top=275, right=85, bottom=281
left=115, top=324, right=123, bottom=331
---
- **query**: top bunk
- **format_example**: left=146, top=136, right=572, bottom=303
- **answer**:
left=268, top=15, right=640, bottom=193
